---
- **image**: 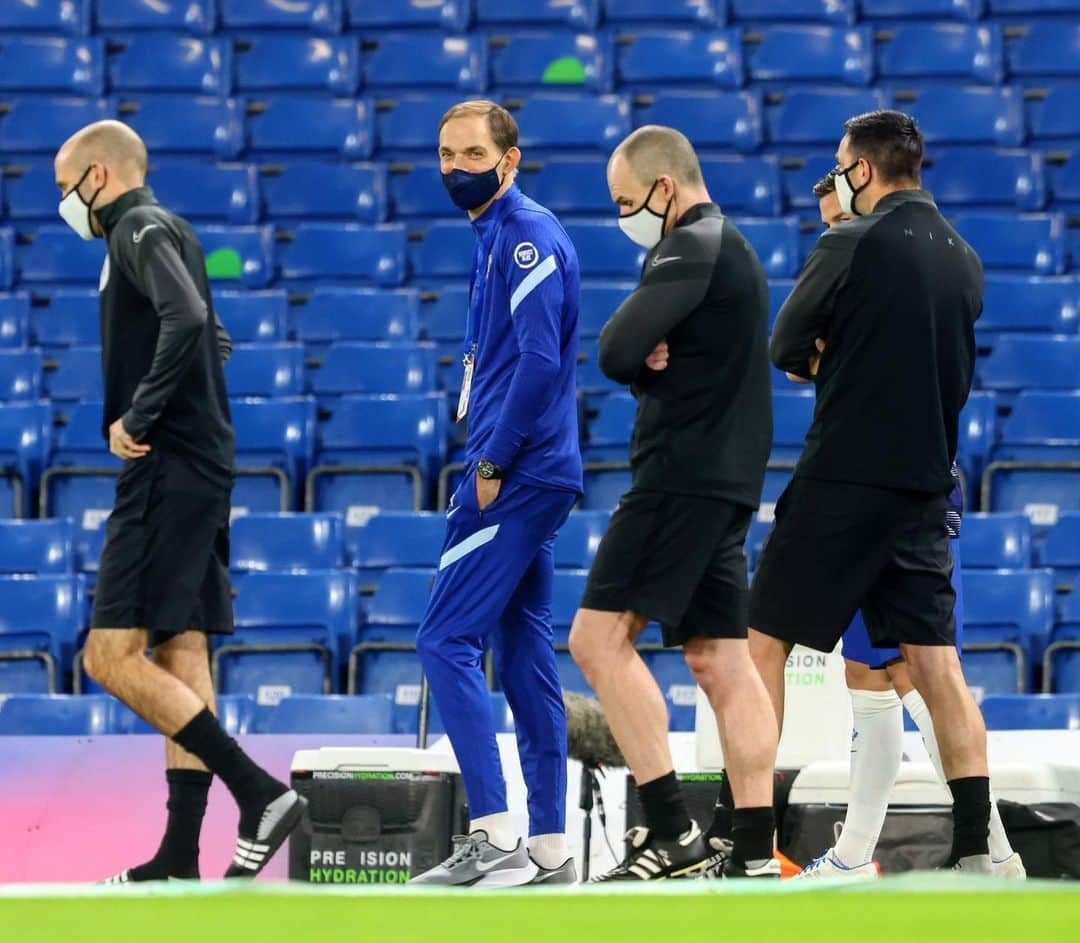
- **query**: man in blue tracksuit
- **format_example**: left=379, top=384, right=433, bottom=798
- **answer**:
left=411, top=100, right=583, bottom=887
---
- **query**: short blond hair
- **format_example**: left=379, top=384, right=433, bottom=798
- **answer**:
left=439, top=100, right=519, bottom=152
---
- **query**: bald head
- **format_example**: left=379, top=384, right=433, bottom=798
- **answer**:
left=610, top=125, right=704, bottom=189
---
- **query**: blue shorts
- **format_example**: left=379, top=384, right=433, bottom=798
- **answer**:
left=841, top=538, right=964, bottom=669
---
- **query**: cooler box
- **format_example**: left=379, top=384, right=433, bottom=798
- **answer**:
left=289, top=747, right=467, bottom=884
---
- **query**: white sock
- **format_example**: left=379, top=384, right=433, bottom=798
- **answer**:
left=528, top=833, right=570, bottom=870
left=470, top=812, right=517, bottom=852
left=833, top=688, right=904, bottom=868
left=902, top=689, right=1013, bottom=861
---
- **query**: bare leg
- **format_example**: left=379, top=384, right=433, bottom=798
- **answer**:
left=154, top=632, right=217, bottom=772
left=748, top=629, right=793, bottom=733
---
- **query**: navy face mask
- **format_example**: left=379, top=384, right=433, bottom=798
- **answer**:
left=442, top=153, right=506, bottom=212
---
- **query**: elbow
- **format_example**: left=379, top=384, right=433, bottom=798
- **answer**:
left=597, top=340, right=636, bottom=386
left=768, top=334, right=796, bottom=373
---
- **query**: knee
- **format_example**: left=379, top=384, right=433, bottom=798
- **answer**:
left=568, top=614, right=607, bottom=677
left=83, top=634, right=117, bottom=687
left=683, top=640, right=722, bottom=692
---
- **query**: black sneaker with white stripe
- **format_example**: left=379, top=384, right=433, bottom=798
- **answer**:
left=225, top=789, right=307, bottom=879
left=591, top=822, right=710, bottom=882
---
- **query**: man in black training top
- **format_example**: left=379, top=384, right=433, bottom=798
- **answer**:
left=569, top=126, right=780, bottom=881
left=748, top=110, right=994, bottom=873
left=53, top=120, right=304, bottom=882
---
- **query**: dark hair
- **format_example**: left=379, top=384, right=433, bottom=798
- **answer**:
left=812, top=170, right=837, bottom=199
left=843, top=109, right=923, bottom=184
left=439, top=100, right=519, bottom=153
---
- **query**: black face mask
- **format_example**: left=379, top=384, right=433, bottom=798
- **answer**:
left=442, top=153, right=506, bottom=212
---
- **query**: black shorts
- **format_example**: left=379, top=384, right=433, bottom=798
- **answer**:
left=581, top=489, right=752, bottom=647
left=749, top=477, right=956, bottom=654
left=91, top=449, right=234, bottom=647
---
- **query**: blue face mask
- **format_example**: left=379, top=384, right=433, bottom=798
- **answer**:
left=442, top=153, right=506, bottom=212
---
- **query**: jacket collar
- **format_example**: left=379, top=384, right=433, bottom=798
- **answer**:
left=871, top=188, right=936, bottom=215
left=674, top=202, right=723, bottom=230
left=471, top=184, right=523, bottom=239
left=95, top=186, right=158, bottom=238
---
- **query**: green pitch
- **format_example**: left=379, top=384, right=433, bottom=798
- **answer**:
left=2, top=876, right=1077, bottom=943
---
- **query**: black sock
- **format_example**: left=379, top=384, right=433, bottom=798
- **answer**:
left=172, top=709, right=284, bottom=824
left=731, top=806, right=774, bottom=865
left=947, top=776, right=991, bottom=862
left=637, top=771, right=692, bottom=841
left=708, top=769, right=735, bottom=840
left=129, top=770, right=212, bottom=880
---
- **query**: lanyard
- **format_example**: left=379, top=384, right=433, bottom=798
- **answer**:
left=463, top=206, right=508, bottom=359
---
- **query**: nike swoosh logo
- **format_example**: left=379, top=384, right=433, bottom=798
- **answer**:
left=651, top=255, right=682, bottom=266
left=132, top=224, right=160, bottom=244
left=447, top=506, right=461, bottom=519
left=476, top=853, right=517, bottom=873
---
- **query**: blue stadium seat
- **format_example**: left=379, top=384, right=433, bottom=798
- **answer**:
left=41, top=400, right=119, bottom=530
left=977, top=335, right=1080, bottom=391
left=0, top=96, right=110, bottom=153
left=279, top=223, right=407, bottom=286
left=734, top=217, right=801, bottom=278
left=767, top=88, right=885, bottom=145
left=234, top=36, right=357, bottom=94
left=615, top=29, right=742, bottom=90
left=0, top=37, right=103, bottom=96
left=115, top=95, right=244, bottom=158
left=768, top=279, right=794, bottom=332
left=1007, top=21, right=1080, bottom=77
left=962, top=568, right=1054, bottom=694
left=260, top=160, right=387, bottom=222
left=214, top=290, right=289, bottom=343
left=896, top=86, right=1024, bottom=147
left=231, top=512, right=346, bottom=573
left=219, top=570, right=359, bottom=697
left=294, top=287, right=421, bottom=345
left=701, top=155, right=783, bottom=217
left=309, top=393, right=448, bottom=513
left=0, top=294, right=28, bottom=348
left=0, top=403, right=52, bottom=517
left=362, top=567, right=434, bottom=626
left=579, top=281, right=632, bottom=337
left=554, top=511, right=610, bottom=568
left=0, top=519, right=74, bottom=575
left=147, top=159, right=259, bottom=225
left=107, top=694, right=257, bottom=735
left=585, top=392, right=634, bottom=462
left=990, top=0, right=1080, bottom=10
left=550, top=569, right=588, bottom=628
left=491, top=31, right=610, bottom=93
left=346, top=510, right=443, bottom=578
left=0, top=350, right=41, bottom=402
left=420, top=284, right=468, bottom=341
left=602, top=0, right=725, bottom=26
left=1045, top=589, right=1080, bottom=693
left=363, top=32, right=486, bottom=91
left=746, top=27, right=872, bottom=87
left=982, top=275, right=1057, bottom=344
left=409, top=220, right=475, bottom=279
left=254, top=693, right=394, bottom=734
left=730, top=0, right=856, bottom=22
left=960, top=514, right=1032, bottom=569
left=42, top=345, right=99, bottom=401
left=1052, top=151, right=1080, bottom=211
left=514, top=93, right=632, bottom=151
left=0, top=694, right=109, bottom=735
left=746, top=517, right=771, bottom=570
left=225, top=343, right=305, bottom=397
left=983, top=392, right=1080, bottom=524
left=350, top=567, right=432, bottom=696
left=564, top=220, right=644, bottom=277
left=771, top=390, right=815, bottom=462
left=14, top=224, right=104, bottom=285
left=4, top=159, right=69, bottom=221
left=346, top=0, right=470, bottom=31
left=0, top=230, right=12, bottom=290
left=95, top=0, right=215, bottom=33
left=195, top=225, right=275, bottom=289
left=581, top=465, right=630, bottom=510
left=876, top=24, right=1003, bottom=84
left=106, top=34, right=228, bottom=95
left=220, top=0, right=344, bottom=33
left=1039, top=513, right=1080, bottom=591
left=309, top=342, right=437, bottom=396
left=957, top=390, right=997, bottom=489
left=921, top=149, right=1046, bottom=212
left=386, top=161, right=455, bottom=219
left=1026, top=81, right=1080, bottom=145
left=0, top=0, right=91, bottom=34
left=859, top=0, right=982, bottom=19
left=246, top=95, right=374, bottom=158
left=475, top=0, right=600, bottom=28
left=374, top=92, right=466, bottom=152
left=980, top=694, right=1080, bottom=730
left=952, top=212, right=1066, bottom=275
left=634, top=90, right=762, bottom=152
left=643, top=650, right=696, bottom=731
left=229, top=396, right=316, bottom=513
left=0, top=576, right=86, bottom=694
left=517, top=156, right=612, bottom=215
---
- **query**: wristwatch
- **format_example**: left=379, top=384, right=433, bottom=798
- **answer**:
left=476, top=459, right=504, bottom=481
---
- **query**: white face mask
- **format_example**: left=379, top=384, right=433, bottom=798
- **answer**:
left=834, top=158, right=870, bottom=217
left=618, top=179, right=672, bottom=250
left=58, top=166, right=102, bottom=241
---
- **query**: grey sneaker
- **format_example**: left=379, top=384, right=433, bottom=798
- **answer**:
left=410, top=831, right=530, bottom=887
left=527, top=857, right=578, bottom=885
left=952, top=854, right=993, bottom=874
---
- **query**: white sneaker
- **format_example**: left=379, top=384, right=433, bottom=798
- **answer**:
left=792, top=848, right=879, bottom=880
left=991, top=853, right=1027, bottom=880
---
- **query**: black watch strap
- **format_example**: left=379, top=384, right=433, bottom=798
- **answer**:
left=477, top=459, right=504, bottom=480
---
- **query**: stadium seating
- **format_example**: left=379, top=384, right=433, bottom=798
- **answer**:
left=224, top=343, right=305, bottom=398
left=564, top=220, right=645, bottom=277
left=364, top=33, right=486, bottom=92
left=978, top=275, right=1079, bottom=337
left=952, top=212, right=1066, bottom=275
left=474, top=0, right=600, bottom=29
left=234, top=36, right=357, bottom=94
left=260, top=160, right=388, bottom=223
left=0, top=693, right=109, bottom=735
left=1039, top=513, right=1080, bottom=591
left=254, top=693, right=395, bottom=734
left=0, top=519, right=73, bottom=575
left=294, top=287, right=421, bottom=345
left=0, top=96, right=110, bottom=154
left=0, top=575, right=86, bottom=694
left=731, top=0, right=856, bottom=21
left=980, top=694, right=1080, bottom=730
left=978, top=335, right=1080, bottom=392
left=634, top=90, right=762, bottom=152
left=229, top=396, right=316, bottom=512
left=350, top=567, right=432, bottom=696
left=745, top=26, right=873, bottom=86
left=0, top=294, right=28, bottom=347
left=219, top=0, right=345, bottom=33
left=0, top=402, right=51, bottom=517
left=990, top=0, right=1080, bottom=11
left=40, top=400, right=119, bottom=528
left=0, top=349, right=42, bottom=402
left=897, top=86, right=1024, bottom=147
left=346, top=510, right=444, bottom=579
left=374, top=92, right=466, bottom=152
left=516, top=156, right=612, bottom=216
left=15, top=225, right=105, bottom=285
left=0, top=37, right=103, bottom=96
left=876, top=23, right=1003, bottom=83
left=766, top=88, right=885, bottom=145
left=214, top=290, right=289, bottom=343
left=106, top=34, right=228, bottom=95
left=0, top=0, right=91, bottom=34
left=701, top=155, right=784, bottom=216
left=1026, top=81, right=1080, bottom=145
left=231, top=512, right=347, bottom=574
left=615, top=29, right=742, bottom=90
left=308, top=343, right=437, bottom=397
left=578, top=281, right=632, bottom=337
left=346, top=0, right=470, bottom=31
left=32, top=289, right=102, bottom=349
left=146, top=159, right=259, bottom=225
left=734, top=217, right=801, bottom=277
left=959, top=514, right=1032, bottom=570
left=114, top=95, right=244, bottom=158
left=278, top=223, right=407, bottom=286
left=109, top=694, right=257, bottom=736
left=409, top=220, right=475, bottom=279
left=554, top=511, right=610, bottom=569
left=584, top=392, right=635, bottom=463
left=1044, top=590, right=1080, bottom=694
left=1006, top=21, right=1080, bottom=77
left=195, top=224, right=275, bottom=288
left=602, top=0, right=725, bottom=26
left=515, top=92, right=632, bottom=150
left=921, top=149, right=1046, bottom=212
left=246, top=95, right=374, bottom=158
left=42, top=345, right=102, bottom=402
left=95, top=0, right=215, bottom=33
left=859, top=0, right=981, bottom=18
left=385, top=161, right=455, bottom=219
